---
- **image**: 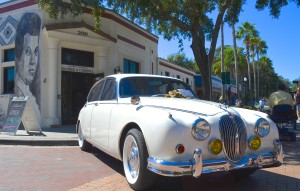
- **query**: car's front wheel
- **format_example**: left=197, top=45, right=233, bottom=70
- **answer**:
left=78, top=123, right=92, bottom=151
left=123, top=129, right=157, bottom=190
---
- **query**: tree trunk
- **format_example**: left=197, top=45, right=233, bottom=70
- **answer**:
left=252, top=54, right=257, bottom=100
left=246, top=43, right=251, bottom=98
left=257, top=53, right=260, bottom=98
left=231, top=22, right=239, bottom=99
left=221, top=21, right=225, bottom=101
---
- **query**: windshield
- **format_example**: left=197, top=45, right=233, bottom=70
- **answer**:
left=119, top=76, right=198, bottom=99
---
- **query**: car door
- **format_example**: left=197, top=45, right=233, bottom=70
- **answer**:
left=80, top=80, right=105, bottom=140
left=90, top=78, right=117, bottom=148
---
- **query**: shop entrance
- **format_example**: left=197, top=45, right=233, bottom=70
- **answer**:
left=61, top=72, right=94, bottom=125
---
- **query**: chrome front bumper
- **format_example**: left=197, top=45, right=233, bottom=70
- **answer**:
left=147, top=142, right=284, bottom=177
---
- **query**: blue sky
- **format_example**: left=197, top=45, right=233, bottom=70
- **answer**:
left=1, top=0, right=299, bottom=81
left=158, top=1, right=300, bottom=82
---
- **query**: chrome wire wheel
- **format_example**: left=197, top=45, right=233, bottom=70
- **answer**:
left=123, top=134, right=140, bottom=184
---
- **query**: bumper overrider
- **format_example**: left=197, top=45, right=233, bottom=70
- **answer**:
left=147, top=142, right=284, bottom=177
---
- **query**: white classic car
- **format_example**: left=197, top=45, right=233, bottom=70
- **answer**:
left=77, top=74, right=284, bottom=190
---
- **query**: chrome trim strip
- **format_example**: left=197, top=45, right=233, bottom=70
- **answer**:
left=147, top=146, right=284, bottom=177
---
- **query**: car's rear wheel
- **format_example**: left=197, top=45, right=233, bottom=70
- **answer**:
left=78, top=123, right=92, bottom=151
left=123, top=129, right=157, bottom=190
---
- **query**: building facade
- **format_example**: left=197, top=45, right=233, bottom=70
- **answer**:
left=158, top=58, right=195, bottom=89
left=0, top=0, right=158, bottom=128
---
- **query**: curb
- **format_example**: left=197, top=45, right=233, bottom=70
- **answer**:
left=0, top=138, right=79, bottom=146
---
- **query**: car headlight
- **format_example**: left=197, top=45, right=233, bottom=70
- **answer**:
left=255, top=118, right=270, bottom=137
left=192, top=118, right=211, bottom=141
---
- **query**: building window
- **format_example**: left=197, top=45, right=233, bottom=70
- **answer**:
left=176, top=75, right=180, bottom=79
left=186, top=78, right=189, bottom=85
left=3, top=67, right=14, bottom=94
left=165, top=71, right=170, bottom=76
left=123, top=59, right=139, bottom=73
left=62, top=48, right=94, bottom=67
left=4, top=48, right=15, bottom=62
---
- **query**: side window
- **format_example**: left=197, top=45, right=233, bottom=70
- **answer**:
left=101, top=79, right=116, bottom=100
left=87, top=81, right=104, bottom=102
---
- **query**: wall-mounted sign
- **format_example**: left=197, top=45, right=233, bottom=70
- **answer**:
left=61, top=64, right=94, bottom=74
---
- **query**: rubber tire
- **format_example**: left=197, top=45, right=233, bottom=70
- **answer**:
left=123, top=129, right=157, bottom=190
left=78, top=123, right=92, bottom=151
left=231, top=168, right=257, bottom=180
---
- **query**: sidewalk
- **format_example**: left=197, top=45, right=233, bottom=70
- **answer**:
left=0, top=125, right=78, bottom=146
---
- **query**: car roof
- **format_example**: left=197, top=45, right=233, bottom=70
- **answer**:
left=106, top=74, right=181, bottom=81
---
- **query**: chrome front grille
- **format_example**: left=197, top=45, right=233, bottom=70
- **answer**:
left=219, top=115, right=247, bottom=162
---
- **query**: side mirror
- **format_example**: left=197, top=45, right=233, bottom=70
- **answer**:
left=131, top=96, right=140, bottom=105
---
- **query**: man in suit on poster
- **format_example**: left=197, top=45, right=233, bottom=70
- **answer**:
left=14, top=12, right=41, bottom=124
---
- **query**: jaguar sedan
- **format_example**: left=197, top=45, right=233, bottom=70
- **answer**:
left=77, top=74, right=284, bottom=190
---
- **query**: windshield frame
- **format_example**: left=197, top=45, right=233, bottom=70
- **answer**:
left=118, top=76, right=198, bottom=99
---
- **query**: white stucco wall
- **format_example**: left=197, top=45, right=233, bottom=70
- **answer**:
left=0, top=0, right=158, bottom=127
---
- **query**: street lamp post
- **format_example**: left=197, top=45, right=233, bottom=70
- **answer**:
left=244, top=77, right=247, bottom=107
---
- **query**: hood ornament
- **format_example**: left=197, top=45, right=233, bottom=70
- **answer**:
left=219, top=103, right=229, bottom=110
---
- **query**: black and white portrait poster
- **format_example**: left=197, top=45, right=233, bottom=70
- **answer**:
left=14, top=12, right=41, bottom=124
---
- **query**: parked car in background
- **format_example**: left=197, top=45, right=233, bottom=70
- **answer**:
left=77, top=74, right=284, bottom=190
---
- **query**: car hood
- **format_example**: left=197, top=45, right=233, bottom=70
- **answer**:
left=137, top=97, right=228, bottom=116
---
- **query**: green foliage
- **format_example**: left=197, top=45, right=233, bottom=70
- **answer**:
left=255, top=0, right=300, bottom=19
left=37, top=0, right=299, bottom=100
left=38, top=0, right=104, bottom=29
left=166, top=53, right=199, bottom=73
left=213, top=45, right=247, bottom=78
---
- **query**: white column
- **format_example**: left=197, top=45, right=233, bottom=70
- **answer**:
left=96, top=47, right=108, bottom=74
left=46, top=38, right=60, bottom=127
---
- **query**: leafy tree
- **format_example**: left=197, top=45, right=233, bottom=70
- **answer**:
left=38, top=0, right=299, bottom=100
left=213, top=45, right=247, bottom=80
left=166, top=53, right=199, bottom=73
left=258, top=56, right=281, bottom=97
left=255, top=0, right=300, bottom=19
left=38, top=0, right=238, bottom=100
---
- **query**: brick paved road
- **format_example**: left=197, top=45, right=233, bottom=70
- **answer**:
left=1, top=135, right=300, bottom=191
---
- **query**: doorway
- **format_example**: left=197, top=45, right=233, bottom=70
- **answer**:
left=61, top=71, right=94, bottom=125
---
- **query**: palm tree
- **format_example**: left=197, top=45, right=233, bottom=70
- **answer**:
left=225, top=0, right=245, bottom=99
left=231, top=21, right=239, bottom=98
left=249, top=36, right=260, bottom=100
left=236, top=22, right=259, bottom=99
left=255, top=39, right=268, bottom=98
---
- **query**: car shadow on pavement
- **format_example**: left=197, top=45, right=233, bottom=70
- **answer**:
left=85, top=137, right=300, bottom=191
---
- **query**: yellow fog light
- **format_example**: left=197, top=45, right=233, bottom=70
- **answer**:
left=209, top=139, right=223, bottom=155
left=249, top=136, right=261, bottom=150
